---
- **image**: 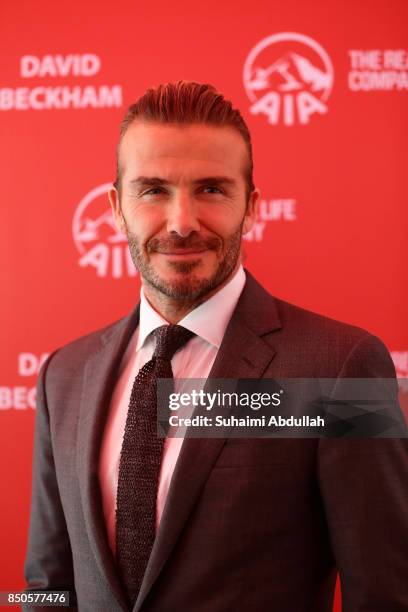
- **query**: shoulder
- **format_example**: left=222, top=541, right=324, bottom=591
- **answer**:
left=40, top=308, right=138, bottom=379
left=274, top=294, right=369, bottom=342
left=244, top=268, right=370, bottom=342
left=275, top=296, right=394, bottom=375
left=242, top=270, right=395, bottom=377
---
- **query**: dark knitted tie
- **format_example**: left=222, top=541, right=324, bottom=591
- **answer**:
left=115, top=324, right=195, bottom=607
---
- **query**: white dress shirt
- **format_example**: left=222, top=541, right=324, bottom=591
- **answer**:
left=98, top=265, right=246, bottom=556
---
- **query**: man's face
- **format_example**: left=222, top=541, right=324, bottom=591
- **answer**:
left=109, top=121, right=259, bottom=302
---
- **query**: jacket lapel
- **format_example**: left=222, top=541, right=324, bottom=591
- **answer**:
left=77, top=306, right=140, bottom=612
left=133, top=270, right=282, bottom=611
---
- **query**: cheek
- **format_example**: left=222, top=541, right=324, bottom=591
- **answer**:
left=200, top=204, right=244, bottom=235
left=125, top=204, right=164, bottom=238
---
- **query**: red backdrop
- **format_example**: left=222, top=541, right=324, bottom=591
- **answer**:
left=1, top=1, right=407, bottom=610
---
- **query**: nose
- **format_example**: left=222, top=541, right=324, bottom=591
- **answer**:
left=166, top=194, right=200, bottom=237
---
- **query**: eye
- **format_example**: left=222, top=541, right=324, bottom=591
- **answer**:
left=202, top=186, right=223, bottom=194
left=143, top=187, right=165, bottom=196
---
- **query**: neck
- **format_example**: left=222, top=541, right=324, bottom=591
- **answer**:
left=141, top=262, right=241, bottom=324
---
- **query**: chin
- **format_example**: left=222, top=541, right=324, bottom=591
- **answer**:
left=153, top=270, right=218, bottom=301
left=164, top=258, right=211, bottom=277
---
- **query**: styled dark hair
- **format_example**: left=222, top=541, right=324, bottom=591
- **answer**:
left=113, top=80, right=255, bottom=199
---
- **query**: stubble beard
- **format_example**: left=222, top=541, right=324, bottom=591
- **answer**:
left=125, top=223, right=244, bottom=304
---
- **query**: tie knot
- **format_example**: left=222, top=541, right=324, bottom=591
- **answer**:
left=153, top=324, right=195, bottom=361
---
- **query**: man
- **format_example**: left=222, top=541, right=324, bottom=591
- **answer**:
left=24, top=81, right=408, bottom=612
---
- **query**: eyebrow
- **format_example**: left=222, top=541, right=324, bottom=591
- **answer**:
left=128, top=175, right=237, bottom=188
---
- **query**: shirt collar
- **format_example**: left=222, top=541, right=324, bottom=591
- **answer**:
left=136, top=265, right=246, bottom=351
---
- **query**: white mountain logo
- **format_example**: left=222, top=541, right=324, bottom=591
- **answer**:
left=76, top=209, right=125, bottom=244
left=243, top=32, right=334, bottom=126
left=72, top=183, right=137, bottom=278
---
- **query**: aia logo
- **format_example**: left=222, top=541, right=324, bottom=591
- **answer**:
left=72, top=183, right=137, bottom=278
left=243, top=32, right=334, bottom=126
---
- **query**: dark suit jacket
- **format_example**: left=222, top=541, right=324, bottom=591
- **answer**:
left=23, top=270, right=408, bottom=612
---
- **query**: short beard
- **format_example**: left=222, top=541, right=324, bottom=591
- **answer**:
left=125, top=223, right=244, bottom=304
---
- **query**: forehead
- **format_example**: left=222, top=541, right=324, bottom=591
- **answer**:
left=119, top=121, right=248, bottom=182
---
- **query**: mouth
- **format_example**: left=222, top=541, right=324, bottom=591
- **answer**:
left=157, top=249, right=209, bottom=258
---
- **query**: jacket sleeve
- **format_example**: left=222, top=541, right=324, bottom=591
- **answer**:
left=317, top=334, right=408, bottom=612
left=22, top=352, right=78, bottom=612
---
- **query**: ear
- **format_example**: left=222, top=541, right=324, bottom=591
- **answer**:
left=242, top=187, right=261, bottom=235
left=108, top=186, right=126, bottom=233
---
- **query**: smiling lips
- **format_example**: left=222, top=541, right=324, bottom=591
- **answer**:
left=148, top=235, right=221, bottom=256
left=159, top=249, right=208, bottom=257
